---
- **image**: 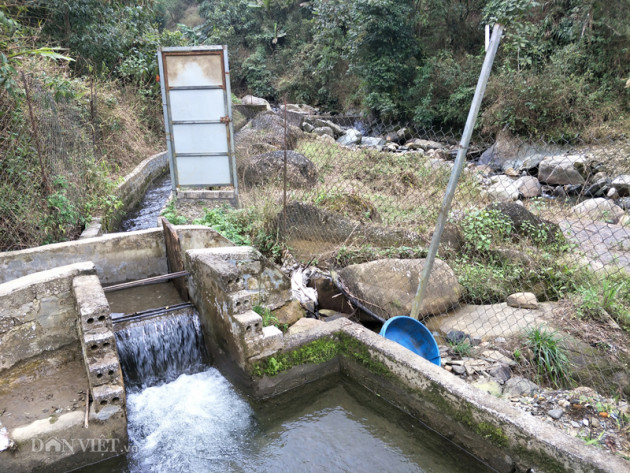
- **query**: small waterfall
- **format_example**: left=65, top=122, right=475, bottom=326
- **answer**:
left=115, top=310, right=208, bottom=390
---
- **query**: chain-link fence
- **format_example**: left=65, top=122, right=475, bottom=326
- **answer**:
left=233, top=105, right=630, bottom=403
left=0, top=73, right=105, bottom=251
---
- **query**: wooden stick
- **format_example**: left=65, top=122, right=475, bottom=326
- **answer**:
left=84, top=384, right=90, bottom=428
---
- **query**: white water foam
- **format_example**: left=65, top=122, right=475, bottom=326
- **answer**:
left=126, top=368, right=255, bottom=473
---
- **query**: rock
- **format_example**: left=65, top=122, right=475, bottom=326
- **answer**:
left=318, top=309, right=338, bottom=317
left=495, top=337, right=506, bottom=343
left=240, top=94, right=272, bottom=110
left=434, top=303, right=548, bottom=339
left=384, top=142, right=399, bottom=152
left=471, top=336, right=482, bottom=346
left=504, top=167, right=519, bottom=177
left=361, top=137, right=386, bottom=150
left=337, top=258, right=462, bottom=319
left=337, top=128, right=362, bottom=146
left=319, top=134, right=335, bottom=143
left=446, top=330, right=468, bottom=344
left=503, top=376, right=539, bottom=397
left=571, top=198, right=624, bottom=223
left=273, top=300, right=305, bottom=326
left=515, top=176, right=542, bottom=199
left=489, top=363, right=512, bottom=383
left=242, top=150, right=317, bottom=188
left=485, top=175, right=519, bottom=202
left=584, top=178, right=611, bottom=198
left=302, top=122, right=314, bottom=133
left=312, top=119, right=344, bottom=137
left=552, top=186, right=567, bottom=198
left=538, top=155, right=589, bottom=186
left=612, top=175, right=630, bottom=197
left=607, top=187, right=619, bottom=200
left=618, top=197, right=630, bottom=210
left=548, top=408, right=564, bottom=420
left=619, top=214, right=630, bottom=227
left=478, top=132, right=555, bottom=172
left=481, top=349, right=516, bottom=366
left=312, top=126, right=335, bottom=138
left=286, top=317, right=324, bottom=336
left=473, top=164, right=495, bottom=176
left=236, top=111, right=303, bottom=159
left=565, top=184, right=583, bottom=196
left=506, top=292, right=538, bottom=309
left=488, top=202, right=562, bottom=244
left=451, top=365, right=466, bottom=375
left=433, top=223, right=464, bottom=255
left=473, top=380, right=503, bottom=397
left=405, top=138, right=444, bottom=151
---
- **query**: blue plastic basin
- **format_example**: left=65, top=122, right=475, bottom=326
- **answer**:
left=379, top=316, right=441, bottom=366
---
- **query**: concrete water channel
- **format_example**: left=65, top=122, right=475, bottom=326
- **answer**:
left=0, top=153, right=627, bottom=473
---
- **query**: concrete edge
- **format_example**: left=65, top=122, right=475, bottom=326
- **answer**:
left=0, top=262, right=96, bottom=296
left=249, top=320, right=628, bottom=473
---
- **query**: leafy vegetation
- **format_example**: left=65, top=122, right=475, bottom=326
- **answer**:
left=523, top=326, right=572, bottom=388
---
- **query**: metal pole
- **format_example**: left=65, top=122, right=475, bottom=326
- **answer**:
left=282, top=96, right=288, bottom=236
left=410, top=23, right=504, bottom=320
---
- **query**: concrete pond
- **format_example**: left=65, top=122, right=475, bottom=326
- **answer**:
left=0, top=152, right=628, bottom=473
left=0, top=228, right=627, bottom=473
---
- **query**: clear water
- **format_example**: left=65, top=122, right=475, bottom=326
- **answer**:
left=114, top=310, right=208, bottom=390
left=118, top=174, right=172, bottom=232
left=75, top=370, right=491, bottom=473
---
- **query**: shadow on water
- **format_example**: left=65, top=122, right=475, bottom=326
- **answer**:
left=118, top=174, right=172, bottom=232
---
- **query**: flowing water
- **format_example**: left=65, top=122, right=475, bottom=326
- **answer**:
left=118, top=174, right=172, bottom=232
left=114, top=310, right=208, bottom=390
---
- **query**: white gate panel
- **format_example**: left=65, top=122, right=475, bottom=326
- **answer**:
left=172, top=124, right=228, bottom=155
left=158, top=46, right=238, bottom=193
left=169, top=89, right=225, bottom=122
left=176, top=156, right=232, bottom=186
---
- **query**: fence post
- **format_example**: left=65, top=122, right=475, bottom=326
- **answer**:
left=21, top=72, right=51, bottom=196
left=283, top=95, right=288, bottom=237
left=410, top=23, right=504, bottom=320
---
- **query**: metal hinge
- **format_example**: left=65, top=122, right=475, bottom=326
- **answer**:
left=220, top=116, right=231, bottom=124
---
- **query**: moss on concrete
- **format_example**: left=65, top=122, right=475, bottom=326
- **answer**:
left=251, top=332, right=390, bottom=378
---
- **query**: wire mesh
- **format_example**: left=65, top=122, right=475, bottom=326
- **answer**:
left=235, top=107, right=630, bottom=402
left=0, top=73, right=101, bottom=250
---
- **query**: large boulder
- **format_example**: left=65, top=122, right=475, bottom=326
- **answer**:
left=488, top=202, right=562, bottom=244
left=235, top=111, right=303, bottom=166
left=312, top=119, right=344, bottom=137
left=337, top=258, right=462, bottom=319
left=571, top=198, right=624, bottom=223
left=478, top=132, right=558, bottom=173
left=612, top=175, right=630, bottom=197
left=484, top=175, right=519, bottom=202
left=538, top=154, right=589, bottom=186
left=242, top=150, right=317, bottom=188
left=515, top=176, right=542, bottom=199
left=337, top=128, right=362, bottom=146
left=240, top=94, right=272, bottom=110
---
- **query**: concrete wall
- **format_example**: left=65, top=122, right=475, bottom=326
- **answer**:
left=108, top=151, right=169, bottom=231
left=226, top=319, right=628, bottom=473
left=0, top=226, right=233, bottom=286
left=0, top=262, right=96, bottom=373
left=186, top=246, right=289, bottom=371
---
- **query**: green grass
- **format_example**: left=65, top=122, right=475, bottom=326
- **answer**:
left=524, top=326, right=572, bottom=388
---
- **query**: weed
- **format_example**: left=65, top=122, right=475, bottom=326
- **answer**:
left=448, top=339, right=473, bottom=357
left=524, top=326, right=572, bottom=388
left=253, top=305, right=279, bottom=327
left=161, top=201, right=188, bottom=225
left=193, top=205, right=251, bottom=245
left=461, top=208, right=512, bottom=252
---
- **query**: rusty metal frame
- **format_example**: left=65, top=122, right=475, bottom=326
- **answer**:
left=157, top=45, right=238, bottom=196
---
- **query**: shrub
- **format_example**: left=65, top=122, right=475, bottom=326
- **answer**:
left=524, top=326, right=572, bottom=388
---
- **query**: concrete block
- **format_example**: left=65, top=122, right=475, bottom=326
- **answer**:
left=73, top=275, right=111, bottom=332
left=227, top=290, right=255, bottom=314
left=234, top=310, right=263, bottom=338
left=91, top=384, right=125, bottom=413
left=85, top=355, right=122, bottom=387
left=82, top=328, right=116, bottom=358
